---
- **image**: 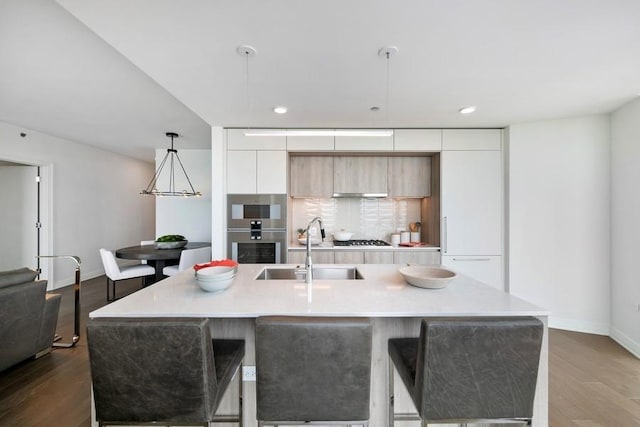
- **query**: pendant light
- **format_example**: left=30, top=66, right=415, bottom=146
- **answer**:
left=140, top=132, right=201, bottom=197
left=238, top=45, right=256, bottom=131
left=378, top=46, right=398, bottom=132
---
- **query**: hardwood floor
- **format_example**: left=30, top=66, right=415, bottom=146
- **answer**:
left=1, top=275, right=639, bottom=426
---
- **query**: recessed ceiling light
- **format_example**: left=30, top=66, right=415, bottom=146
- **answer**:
left=459, top=106, right=476, bottom=114
left=273, top=106, right=287, bottom=114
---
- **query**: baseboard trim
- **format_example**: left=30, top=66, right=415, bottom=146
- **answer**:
left=549, top=316, right=610, bottom=336
left=610, top=326, right=640, bottom=359
left=51, top=268, right=104, bottom=290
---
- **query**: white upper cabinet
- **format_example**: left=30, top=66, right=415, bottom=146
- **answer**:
left=226, top=129, right=287, bottom=194
left=441, top=150, right=502, bottom=255
left=227, top=150, right=257, bottom=194
left=442, top=129, right=501, bottom=151
left=335, top=131, right=394, bottom=151
left=227, top=129, right=287, bottom=150
left=287, top=133, right=335, bottom=151
left=256, top=151, right=287, bottom=194
left=394, top=129, right=442, bottom=151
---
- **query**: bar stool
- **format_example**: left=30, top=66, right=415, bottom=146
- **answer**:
left=388, top=316, right=543, bottom=426
left=87, top=317, right=245, bottom=426
left=255, top=316, right=372, bottom=426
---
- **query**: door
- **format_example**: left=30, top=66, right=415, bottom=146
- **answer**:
left=0, top=162, right=38, bottom=271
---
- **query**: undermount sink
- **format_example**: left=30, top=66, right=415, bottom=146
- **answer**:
left=255, top=266, right=364, bottom=280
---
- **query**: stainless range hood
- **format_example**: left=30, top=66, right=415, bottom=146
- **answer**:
left=332, top=192, right=388, bottom=199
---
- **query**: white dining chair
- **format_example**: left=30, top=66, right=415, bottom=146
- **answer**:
left=99, top=248, right=155, bottom=302
left=163, top=246, right=212, bottom=277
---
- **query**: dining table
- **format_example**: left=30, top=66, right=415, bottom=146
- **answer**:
left=115, top=241, right=211, bottom=283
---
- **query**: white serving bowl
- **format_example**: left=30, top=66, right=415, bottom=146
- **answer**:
left=196, top=276, right=234, bottom=292
left=298, top=237, right=321, bottom=245
left=333, top=231, right=353, bottom=241
left=196, top=266, right=237, bottom=280
left=398, top=266, right=457, bottom=289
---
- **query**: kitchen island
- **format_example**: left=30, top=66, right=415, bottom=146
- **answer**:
left=90, top=264, right=549, bottom=427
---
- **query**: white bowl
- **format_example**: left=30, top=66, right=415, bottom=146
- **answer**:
left=196, top=265, right=237, bottom=278
left=333, top=231, right=353, bottom=241
left=298, top=237, right=321, bottom=245
left=196, top=276, right=234, bottom=292
left=398, top=266, right=457, bottom=289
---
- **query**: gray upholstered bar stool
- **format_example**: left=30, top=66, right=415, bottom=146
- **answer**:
left=388, top=317, right=543, bottom=426
left=87, top=317, right=245, bottom=426
left=255, top=316, right=373, bottom=426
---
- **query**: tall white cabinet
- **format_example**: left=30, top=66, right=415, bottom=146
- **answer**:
left=440, top=129, right=504, bottom=290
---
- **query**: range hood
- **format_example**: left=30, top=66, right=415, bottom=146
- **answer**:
left=332, top=192, right=388, bottom=199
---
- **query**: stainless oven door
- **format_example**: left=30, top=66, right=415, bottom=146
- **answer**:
left=228, top=231, right=286, bottom=264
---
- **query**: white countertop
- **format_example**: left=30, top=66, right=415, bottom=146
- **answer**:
left=90, top=264, right=548, bottom=319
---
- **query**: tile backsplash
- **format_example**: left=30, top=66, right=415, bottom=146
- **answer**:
left=291, top=198, right=422, bottom=242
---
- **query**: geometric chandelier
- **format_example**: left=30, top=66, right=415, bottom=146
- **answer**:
left=140, top=132, right=201, bottom=197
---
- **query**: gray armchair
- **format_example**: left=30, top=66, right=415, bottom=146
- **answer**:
left=0, top=267, right=61, bottom=372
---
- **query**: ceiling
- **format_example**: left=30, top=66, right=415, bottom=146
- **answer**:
left=2, top=0, right=639, bottom=161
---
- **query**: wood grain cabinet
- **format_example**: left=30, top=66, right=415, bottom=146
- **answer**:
left=287, top=250, right=334, bottom=264
left=364, top=251, right=394, bottom=264
left=394, top=251, right=441, bottom=265
left=334, top=251, right=365, bottom=264
left=388, top=156, right=431, bottom=197
left=289, top=156, right=334, bottom=197
left=333, top=156, right=388, bottom=195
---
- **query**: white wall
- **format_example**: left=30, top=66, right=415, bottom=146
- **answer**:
left=507, top=116, right=611, bottom=334
left=0, top=165, right=37, bottom=271
left=155, top=148, right=212, bottom=243
left=610, top=98, right=640, bottom=357
left=0, top=120, right=155, bottom=288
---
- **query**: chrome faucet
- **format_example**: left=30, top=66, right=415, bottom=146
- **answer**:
left=304, top=216, right=325, bottom=287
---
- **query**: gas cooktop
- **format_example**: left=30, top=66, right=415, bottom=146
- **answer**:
left=333, top=239, right=391, bottom=247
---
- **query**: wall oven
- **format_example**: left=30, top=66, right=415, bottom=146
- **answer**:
left=227, top=194, right=287, bottom=264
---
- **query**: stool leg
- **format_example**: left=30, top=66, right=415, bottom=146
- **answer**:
left=239, top=363, right=243, bottom=427
left=389, top=356, right=395, bottom=427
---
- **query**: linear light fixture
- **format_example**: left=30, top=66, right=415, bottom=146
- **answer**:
left=141, top=132, right=201, bottom=197
left=243, top=129, right=394, bottom=137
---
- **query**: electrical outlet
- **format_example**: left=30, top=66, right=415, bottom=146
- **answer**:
left=243, top=366, right=256, bottom=381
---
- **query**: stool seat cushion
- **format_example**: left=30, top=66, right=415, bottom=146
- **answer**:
left=256, top=316, right=372, bottom=423
left=389, top=316, right=543, bottom=423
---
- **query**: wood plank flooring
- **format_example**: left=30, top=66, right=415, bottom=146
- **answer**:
left=1, top=275, right=639, bottom=426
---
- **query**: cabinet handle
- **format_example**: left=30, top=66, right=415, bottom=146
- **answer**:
left=452, top=258, right=491, bottom=262
left=442, top=216, right=447, bottom=254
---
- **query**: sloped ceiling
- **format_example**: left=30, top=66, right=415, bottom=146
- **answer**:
left=2, top=0, right=640, bottom=161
